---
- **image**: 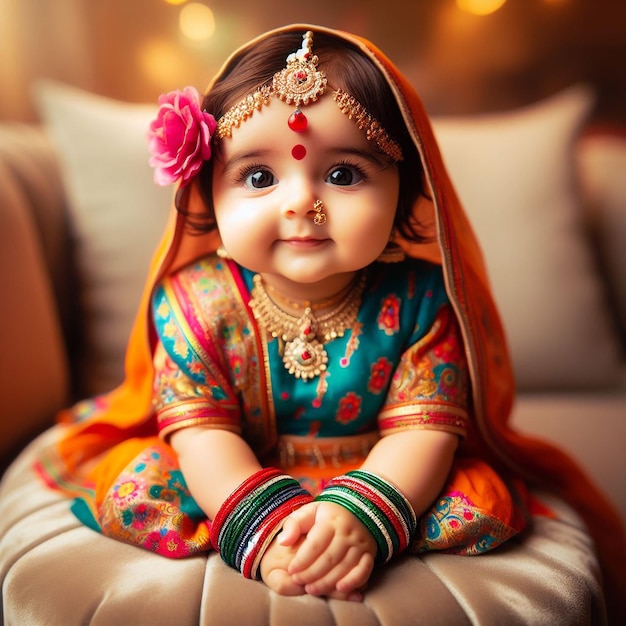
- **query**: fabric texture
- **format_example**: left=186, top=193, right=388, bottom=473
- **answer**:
left=152, top=258, right=467, bottom=441
left=34, top=23, right=625, bottom=622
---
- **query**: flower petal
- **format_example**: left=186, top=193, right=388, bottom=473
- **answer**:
left=147, top=86, right=217, bottom=186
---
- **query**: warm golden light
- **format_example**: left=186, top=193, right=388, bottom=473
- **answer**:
left=456, top=0, right=507, bottom=16
left=164, top=0, right=187, bottom=6
left=179, top=3, right=215, bottom=42
left=138, top=39, right=187, bottom=86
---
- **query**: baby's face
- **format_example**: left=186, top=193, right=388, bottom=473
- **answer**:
left=211, top=95, right=400, bottom=301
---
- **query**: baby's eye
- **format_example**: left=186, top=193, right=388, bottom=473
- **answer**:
left=244, top=168, right=276, bottom=190
left=326, top=165, right=365, bottom=187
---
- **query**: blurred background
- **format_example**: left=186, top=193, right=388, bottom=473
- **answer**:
left=1, top=0, right=624, bottom=125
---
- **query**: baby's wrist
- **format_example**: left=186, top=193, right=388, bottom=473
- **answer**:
left=210, top=468, right=313, bottom=579
left=314, top=469, right=416, bottom=564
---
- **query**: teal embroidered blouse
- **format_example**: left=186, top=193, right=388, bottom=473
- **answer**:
left=152, top=255, right=469, bottom=446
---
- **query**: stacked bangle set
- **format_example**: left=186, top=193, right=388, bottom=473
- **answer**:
left=210, top=467, right=417, bottom=579
left=210, top=468, right=313, bottom=580
left=316, top=470, right=417, bottom=564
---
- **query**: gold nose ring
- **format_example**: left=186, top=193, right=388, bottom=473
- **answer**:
left=313, top=199, right=327, bottom=225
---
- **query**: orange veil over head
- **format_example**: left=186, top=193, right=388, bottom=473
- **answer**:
left=47, top=24, right=624, bottom=619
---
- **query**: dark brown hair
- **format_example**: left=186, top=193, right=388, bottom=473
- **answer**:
left=179, top=29, right=426, bottom=242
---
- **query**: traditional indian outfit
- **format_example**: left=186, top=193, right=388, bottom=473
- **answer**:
left=37, top=23, right=625, bottom=620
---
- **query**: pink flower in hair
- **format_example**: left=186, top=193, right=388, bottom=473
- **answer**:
left=148, top=86, right=217, bottom=186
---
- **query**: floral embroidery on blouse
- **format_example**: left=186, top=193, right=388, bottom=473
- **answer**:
left=377, top=294, right=401, bottom=336
left=335, top=392, right=362, bottom=425
left=368, top=357, right=393, bottom=394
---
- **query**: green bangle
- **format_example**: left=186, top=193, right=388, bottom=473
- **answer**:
left=315, top=488, right=393, bottom=563
left=348, top=470, right=416, bottom=531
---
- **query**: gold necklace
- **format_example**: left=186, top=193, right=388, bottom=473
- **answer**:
left=250, top=273, right=366, bottom=380
left=264, top=278, right=355, bottom=312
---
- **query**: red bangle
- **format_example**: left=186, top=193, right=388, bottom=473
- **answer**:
left=210, top=468, right=313, bottom=579
left=210, top=468, right=282, bottom=551
left=242, top=492, right=313, bottom=579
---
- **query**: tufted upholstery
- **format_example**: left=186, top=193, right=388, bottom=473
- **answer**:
left=0, top=428, right=606, bottom=625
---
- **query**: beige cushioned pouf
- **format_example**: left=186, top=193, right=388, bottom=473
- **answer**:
left=0, top=427, right=606, bottom=626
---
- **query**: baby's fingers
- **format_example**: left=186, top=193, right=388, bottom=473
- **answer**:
left=288, top=523, right=334, bottom=574
left=335, top=551, right=375, bottom=593
left=278, top=503, right=318, bottom=547
left=263, top=568, right=306, bottom=596
left=299, top=545, right=364, bottom=595
left=278, top=517, right=303, bottom=547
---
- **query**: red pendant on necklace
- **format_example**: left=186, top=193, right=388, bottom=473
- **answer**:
left=291, top=144, right=306, bottom=160
left=288, top=109, right=308, bottom=132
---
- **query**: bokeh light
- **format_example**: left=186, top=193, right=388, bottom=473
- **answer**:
left=138, top=39, right=187, bottom=86
left=179, top=3, right=215, bottom=42
left=456, top=0, right=507, bottom=16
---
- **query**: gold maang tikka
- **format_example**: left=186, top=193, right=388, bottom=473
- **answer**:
left=216, top=31, right=403, bottom=162
left=274, top=30, right=327, bottom=134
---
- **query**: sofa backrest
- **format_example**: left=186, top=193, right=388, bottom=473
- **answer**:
left=0, top=123, right=71, bottom=460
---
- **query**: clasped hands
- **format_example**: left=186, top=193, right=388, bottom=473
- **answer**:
left=260, top=500, right=377, bottom=602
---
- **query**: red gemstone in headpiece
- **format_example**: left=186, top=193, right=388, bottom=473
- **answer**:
left=288, top=109, right=308, bottom=132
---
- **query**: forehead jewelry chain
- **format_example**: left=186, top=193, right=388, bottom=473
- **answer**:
left=215, top=31, right=403, bottom=161
left=250, top=272, right=366, bottom=380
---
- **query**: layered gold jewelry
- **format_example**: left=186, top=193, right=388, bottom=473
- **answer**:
left=216, top=31, right=403, bottom=162
left=263, top=276, right=356, bottom=313
left=249, top=272, right=366, bottom=380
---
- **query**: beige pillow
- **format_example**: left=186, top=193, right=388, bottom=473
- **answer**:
left=432, top=86, right=622, bottom=390
left=35, top=81, right=171, bottom=397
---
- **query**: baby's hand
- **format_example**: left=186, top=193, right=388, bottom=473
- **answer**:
left=259, top=534, right=306, bottom=596
left=278, top=501, right=318, bottom=546
left=284, top=501, right=377, bottom=600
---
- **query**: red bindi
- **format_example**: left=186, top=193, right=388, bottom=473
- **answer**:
left=291, top=144, right=307, bottom=160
